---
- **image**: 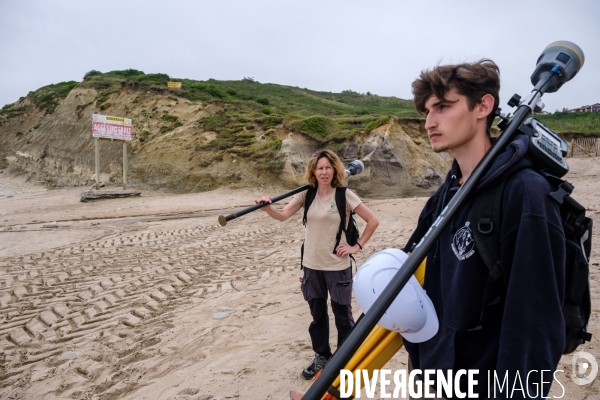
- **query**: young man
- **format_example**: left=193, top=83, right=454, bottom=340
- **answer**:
left=403, top=60, right=566, bottom=398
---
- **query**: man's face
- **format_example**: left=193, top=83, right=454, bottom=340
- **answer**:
left=423, top=88, right=481, bottom=154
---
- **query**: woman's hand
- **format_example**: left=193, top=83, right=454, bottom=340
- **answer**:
left=335, top=243, right=360, bottom=258
left=254, top=195, right=272, bottom=212
left=254, top=197, right=302, bottom=222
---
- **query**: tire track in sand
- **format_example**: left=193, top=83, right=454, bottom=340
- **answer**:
left=0, top=215, right=304, bottom=398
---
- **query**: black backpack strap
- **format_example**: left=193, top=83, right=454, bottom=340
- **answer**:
left=336, top=187, right=361, bottom=270
left=540, top=171, right=589, bottom=238
left=300, top=187, right=318, bottom=270
left=540, top=171, right=594, bottom=352
left=303, top=187, right=317, bottom=227
left=334, top=187, right=348, bottom=254
left=469, top=179, right=507, bottom=331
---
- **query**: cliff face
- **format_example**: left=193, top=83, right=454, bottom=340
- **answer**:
left=0, top=85, right=451, bottom=198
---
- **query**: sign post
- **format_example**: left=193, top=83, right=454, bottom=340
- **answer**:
left=123, top=142, right=128, bottom=189
left=92, top=114, right=132, bottom=190
left=95, top=138, right=100, bottom=190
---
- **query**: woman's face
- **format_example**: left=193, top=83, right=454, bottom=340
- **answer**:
left=313, top=157, right=334, bottom=187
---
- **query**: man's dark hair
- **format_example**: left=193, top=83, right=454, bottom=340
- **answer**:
left=412, top=59, right=500, bottom=135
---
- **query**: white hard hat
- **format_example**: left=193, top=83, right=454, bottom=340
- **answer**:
left=353, top=248, right=439, bottom=343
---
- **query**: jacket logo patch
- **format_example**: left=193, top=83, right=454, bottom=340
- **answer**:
left=452, top=221, right=475, bottom=260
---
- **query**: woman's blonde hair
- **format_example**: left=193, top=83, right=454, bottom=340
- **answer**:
left=304, top=149, right=346, bottom=188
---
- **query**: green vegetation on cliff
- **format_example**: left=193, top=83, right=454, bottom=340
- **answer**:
left=535, top=111, right=600, bottom=137
left=75, top=69, right=599, bottom=138
left=29, top=81, right=79, bottom=114
left=0, top=81, right=78, bottom=117
left=39, top=69, right=425, bottom=172
left=5, top=69, right=598, bottom=138
left=2, top=69, right=597, bottom=177
left=73, top=69, right=419, bottom=144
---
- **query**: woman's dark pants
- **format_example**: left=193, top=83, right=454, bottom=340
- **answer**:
left=301, top=266, right=355, bottom=359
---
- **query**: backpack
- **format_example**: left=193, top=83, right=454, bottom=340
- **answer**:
left=300, top=186, right=360, bottom=269
left=470, top=171, right=593, bottom=354
left=404, top=167, right=593, bottom=355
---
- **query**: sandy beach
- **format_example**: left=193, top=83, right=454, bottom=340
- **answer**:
left=1, top=158, right=599, bottom=400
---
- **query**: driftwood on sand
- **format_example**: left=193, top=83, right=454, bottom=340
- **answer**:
left=80, top=189, right=141, bottom=202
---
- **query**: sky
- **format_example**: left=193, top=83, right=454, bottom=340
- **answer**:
left=1, top=0, right=599, bottom=114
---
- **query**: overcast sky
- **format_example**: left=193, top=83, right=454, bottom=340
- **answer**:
left=1, top=0, right=598, bottom=114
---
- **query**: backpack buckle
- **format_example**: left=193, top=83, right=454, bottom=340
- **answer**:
left=549, top=181, right=574, bottom=205
left=478, top=217, right=494, bottom=234
left=564, top=213, right=578, bottom=234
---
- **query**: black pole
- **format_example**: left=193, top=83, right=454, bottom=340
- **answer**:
left=218, top=184, right=310, bottom=226
left=302, top=100, right=538, bottom=399
left=219, top=159, right=365, bottom=226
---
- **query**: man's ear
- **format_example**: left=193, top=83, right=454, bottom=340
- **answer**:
left=477, top=94, right=495, bottom=120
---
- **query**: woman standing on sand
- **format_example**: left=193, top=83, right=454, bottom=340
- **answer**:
left=255, top=149, right=379, bottom=380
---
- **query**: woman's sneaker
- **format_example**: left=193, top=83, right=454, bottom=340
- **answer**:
left=301, top=353, right=330, bottom=380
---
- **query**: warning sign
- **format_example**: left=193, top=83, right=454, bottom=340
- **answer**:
left=92, top=114, right=132, bottom=141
